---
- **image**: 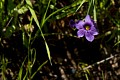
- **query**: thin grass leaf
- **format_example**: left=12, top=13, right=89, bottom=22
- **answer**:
left=44, top=0, right=85, bottom=26
left=102, top=71, right=105, bottom=80
left=30, top=48, right=36, bottom=67
left=23, top=70, right=28, bottom=80
left=22, top=32, right=29, bottom=48
left=1, top=55, right=8, bottom=80
left=31, top=60, right=48, bottom=79
left=85, top=73, right=89, bottom=80
left=114, top=41, right=120, bottom=47
left=76, top=0, right=86, bottom=12
left=17, top=56, right=27, bottom=80
left=87, top=0, right=92, bottom=15
left=40, top=0, right=51, bottom=27
left=93, top=0, right=97, bottom=22
left=25, top=0, right=52, bottom=65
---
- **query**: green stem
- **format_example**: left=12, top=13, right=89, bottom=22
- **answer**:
left=40, top=0, right=51, bottom=27
left=93, top=0, right=97, bottom=22
left=87, top=0, right=92, bottom=15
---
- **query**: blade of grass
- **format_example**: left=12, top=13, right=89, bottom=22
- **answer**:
left=1, top=55, right=8, bottom=80
left=76, top=0, right=86, bottom=12
left=87, top=0, right=92, bottom=15
left=26, top=0, right=52, bottom=65
left=114, top=41, right=120, bottom=47
left=17, top=56, right=27, bottom=80
left=30, top=48, right=36, bottom=67
left=44, top=0, right=86, bottom=27
left=93, top=0, right=97, bottom=22
left=102, top=71, right=105, bottom=80
left=40, top=0, right=51, bottom=27
left=31, top=60, right=48, bottom=79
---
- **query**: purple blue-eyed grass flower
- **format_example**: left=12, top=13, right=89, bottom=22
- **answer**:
left=69, top=15, right=98, bottom=42
left=69, top=19, right=76, bottom=27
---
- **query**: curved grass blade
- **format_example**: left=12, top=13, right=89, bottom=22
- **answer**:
left=114, top=41, right=120, bottom=47
left=40, top=0, right=51, bottom=27
left=31, top=60, right=48, bottom=79
left=76, top=0, right=86, bottom=12
left=25, top=0, right=52, bottom=65
left=93, top=0, right=97, bottom=22
left=87, top=0, right=92, bottom=15
left=44, top=0, right=86, bottom=27
left=17, top=56, right=27, bottom=80
left=30, top=48, right=36, bottom=67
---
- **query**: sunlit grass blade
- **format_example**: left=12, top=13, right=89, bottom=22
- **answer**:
left=1, top=55, right=8, bottom=80
left=87, top=0, right=92, bottom=15
left=31, top=60, right=48, bottom=79
left=30, top=48, right=36, bottom=67
left=102, top=71, right=105, bottom=80
left=93, top=0, right=97, bottom=22
left=44, top=0, right=85, bottom=26
left=40, top=0, right=51, bottom=27
left=114, top=41, right=120, bottom=47
left=17, top=56, right=27, bottom=80
left=76, top=0, right=86, bottom=12
left=25, top=0, right=52, bottom=65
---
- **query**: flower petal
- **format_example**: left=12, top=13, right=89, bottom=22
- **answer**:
left=77, top=29, right=85, bottom=37
left=75, top=20, right=84, bottom=29
left=69, top=20, right=75, bottom=27
left=90, top=26, right=99, bottom=35
left=85, top=32, right=94, bottom=42
left=91, top=31, right=99, bottom=35
left=84, top=15, right=93, bottom=24
left=90, top=25, right=96, bottom=30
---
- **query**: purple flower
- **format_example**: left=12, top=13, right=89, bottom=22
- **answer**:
left=69, top=20, right=76, bottom=27
left=70, top=15, right=98, bottom=42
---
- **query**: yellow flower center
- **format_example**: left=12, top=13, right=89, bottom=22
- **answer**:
left=85, top=26, right=90, bottom=30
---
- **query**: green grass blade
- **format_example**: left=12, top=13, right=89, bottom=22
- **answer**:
left=76, top=0, right=86, bottom=12
left=87, top=0, right=92, bottom=15
left=25, top=0, right=52, bottom=65
left=31, top=60, right=48, bottom=79
left=114, top=41, right=120, bottom=47
left=44, top=0, right=85, bottom=26
left=93, top=0, right=97, bottom=22
left=30, top=48, right=36, bottom=67
left=17, top=56, right=27, bottom=80
left=40, top=0, right=51, bottom=27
